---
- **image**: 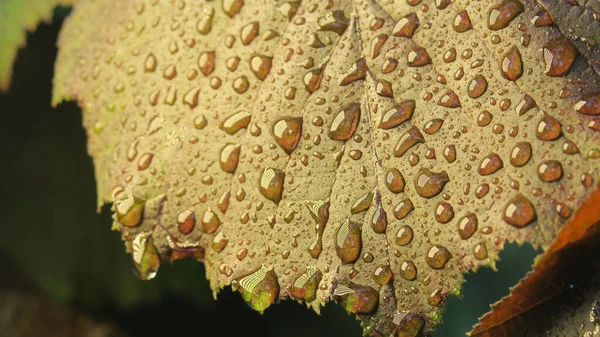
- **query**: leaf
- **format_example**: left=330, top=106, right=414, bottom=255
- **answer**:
left=51, top=0, right=600, bottom=335
left=471, top=188, right=600, bottom=336
left=0, top=0, right=73, bottom=91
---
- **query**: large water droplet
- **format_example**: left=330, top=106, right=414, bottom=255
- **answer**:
left=392, top=312, right=425, bottom=337
left=407, top=47, right=431, bottom=67
left=340, top=58, right=367, bottom=86
left=503, top=193, right=536, bottom=228
left=457, top=213, right=478, bottom=240
left=132, top=236, right=160, bottom=280
left=220, top=143, right=241, bottom=173
left=543, top=37, right=577, bottom=77
left=393, top=198, right=414, bottom=220
left=501, top=46, right=523, bottom=81
left=371, top=205, right=388, bottom=234
left=259, top=167, right=285, bottom=205
left=394, top=127, right=425, bottom=157
left=435, top=202, right=454, bottom=223
left=453, top=10, right=472, bottom=32
left=233, top=266, right=280, bottom=314
left=425, top=245, right=452, bottom=269
left=393, top=13, right=420, bottom=38
left=177, top=210, right=195, bottom=234
left=478, top=153, right=503, bottom=176
left=334, top=284, right=379, bottom=314
left=250, top=55, right=273, bottom=80
left=536, top=114, right=562, bottom=141
left=385, top=168, right=405, bottom=193
left=201, top=208, right=221, bottom=233
left=198, top=51, right=216, bottom=76
left=379, top=100, right=415, bottom=129
left=221, top=110, right=251, bottom=135
left=273, top=117, right=302, bottom=154
left=116, top=197, right=144, bottom=227
left=488, top=0, right=524, bottom=31
left=351, top=192, right=374, bottom=214
left=329, top=103, right=360, bottom=141
left=574, top=94, right=600, bottom=116
left=537, top=160, right=563, bottom=182
left=414, top=168, right=449, bottom=198
left=467, top=75, right=488, bottom=98
left=510, top=142, right=532, bottom=167
left=335, top=220, right=362, bottom=264
left=373, top=265, right=392, bottom=285
left=400, top=260, right=417, bottom=280
left=396, top=225, right=414, bottom=246
left=290, top=266, right=322, bottom=303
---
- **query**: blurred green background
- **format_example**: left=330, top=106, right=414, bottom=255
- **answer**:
left=0, top=10, right=539, bottom=337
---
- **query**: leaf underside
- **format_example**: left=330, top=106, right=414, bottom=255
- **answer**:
left=51, top=0, right=600, bottom=335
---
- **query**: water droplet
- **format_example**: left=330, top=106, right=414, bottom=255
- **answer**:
left=290, top=266, right=322, bottom=303
left=370, top=34, right=388, bottom=59
left=259, top=167, right=285, bottom=205
left=574, top=94, right=600, bottom=116
left=478, top=153, right=503, bottom=176
left=116, top=197, right=144, bottom=227
left=395, top=225, right=414, bottom=246
left=340, top=58, right=367, bottom=86
left=425, top=245, right=452, bottom=269
left=329, top=103, right=361, bottom=141
left=537, top=114, right=562, bottom=141
left=371, top=206, right=388, bottom=234
left=385, top=168, right=405, bottom=193
left=467, top=75, right=488, bottom=98
left=500, top=46, right=523, bottom=81
left=223, top=0, right=244, bottom=17
left=414, top=168, right=449, bottom=198
left=137, top=153, right=153, bottom=170
left=177, top=210, right=195, bottom=234
left=240, top=21, right=259, bottom=45
left=379, top=100, right=415, bottom=129
left=543, top=37, right=577, bottom=77
left=334, top=284, right=378, bottom=314
left=304, top=68, right=324, bottom=93
left=144, top=54, right=157, bottom=72
left=510, top=142, right=532, bottom=167
left=132, top=236, right=160, bottom=280
left=457, top=213, right=478, bottom=240
left=351, top=192, right=374, bottom=214
left=473, top=242, right=488, bottom=260
left=194, top=115, right=207, bottom=129
left=453, top=10, right=472, bottom=32
left=393, top=198, right=414, bottom=220
left=438, top=90, right=461, bottom=108
left=503, top=193, right=536, bottom=228
left=393, top=13, right=420, bottom=37
left=250, top=55, right=273, bottom=80
left=373, top=266, right=392, bottom=285
left=488, top=0, right=524, bottom=31
left=273, top=117, right=302, bottom=154
left=537, top=160, right=563, bottom=182
left=221, top=110, right=251, bottom=135
left=212, top=232, right=228, bottom=252
left=407, top=47, right=431, bottom=67
left=233, top=75, right=250, bottom=94
left=233, top=266, right=279, bottom=314
left=423, top=119, right=444, bottom=135
left=198, top=51, right=215, bottom=76
left=220, top=143, right=241, bottom=173
left=335, top=220, right=362, bottom=264
left=196, top=6, right=214, bottom=34
left=555, top=202, right=572, bottom=219
left=400, top=260, right=417, bottom=280
left=201, top=208, right=221, bottom=233
left=435, top=202, right=454, bottom=223
left=393, top=312, right=425, bottom=337
left=394, top=127, right=425, bottom=157
left=443, top=145, right=457, bottom=163
left=317, top=10, right=350, bottom=35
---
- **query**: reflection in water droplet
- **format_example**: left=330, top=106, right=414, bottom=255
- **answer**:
left=393, top=198, right=414, bottom=220
left=379, top=100, right=415, bottom=129
left=373, top=266, right=392, bottom=285
left=392, top=312, right=425, bottom=337
left=250, top=55, right=273, bottom=80
left=425, top=245, right=452, bottom=269
left=334, top=284, right=379, bottom=314
left=340, top=58, right=367, bottom=86
left=116, top=197, right=144, bottom=227
left=510, top=142, right=532, bottom=167
left=435, top=202, right=454, bottom=223
left=407, top=47, right=431, bottom=67
left=537, top=114, right=562, bottom=141
left=457, top=213, right=478, bottom=240
left=537, top=160, right=563, bottom=182
left=503, top=193, right=536, bottom=228
left=220, top=143, right=241, bottom=173
left=290, top=266, right=322, bottom=303
left=385, top=168, right=405, bottom=193
left=177, top=210, right=195, bottom=234
left=394, top=127, right=425, bottom=157
left=467, top=75, right=488, bottom=99
left=351, top=192, right=374, bottom=214
left=201, top=208, right=221, bottom=233
left=542, top=37, right=577, bottom=77
left=212, top=232, right=228, bottom=252
left=329, top=103, right=361, bottom=141
left=273, top=117, right=302, bottom=154
left=371, top=205, right=388, bottom=234
left=396, top=225, right=414, bottom=246
left=488, top=0, right=524, bottom=31
left=233, top=266, right=280, bottom=314
left=335, top=220, right=362, bottom=264
left=453, top=10, right=472, bottom=32
left=259, top=167, right=285, bottom=205
left=414, top=168, right=449, bottom=198
left=132, top=236, right=160, bottom=280
left=393, top=13, right=420, bottom=38
left=400, top=260, right=417, bottom=280
left=473, top=242, right=488, bottom=260
left=575, top=94, right=600, bottom=116
left=221, top=110, right=251, bottom=135
left=478, top=153, right=504, bottom=176
left=438, top=90, right=461, bottom=108
left=500, top=46, right=523, bottom=81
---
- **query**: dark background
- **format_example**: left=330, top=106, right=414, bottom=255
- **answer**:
left=0, top=10, right=539, bottom=337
